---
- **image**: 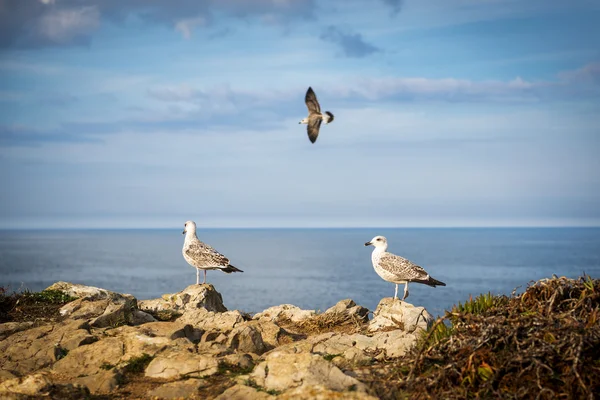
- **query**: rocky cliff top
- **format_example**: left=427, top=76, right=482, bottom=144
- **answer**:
left=0, top=281, right=432, bottom=399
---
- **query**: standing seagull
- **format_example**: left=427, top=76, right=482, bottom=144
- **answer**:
left=365, top=236, right=445, bottom=301
left=182, top=221, right=243, bottom=285
left=299, top=87, right=334, bottom=143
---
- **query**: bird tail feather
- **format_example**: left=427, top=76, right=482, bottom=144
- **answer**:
left=221, top=265, right=243, bottom=274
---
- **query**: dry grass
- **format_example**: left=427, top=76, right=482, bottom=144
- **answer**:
left=277, top=311, right=368, bottom=337
left=362, top=275, right=600, bottom=399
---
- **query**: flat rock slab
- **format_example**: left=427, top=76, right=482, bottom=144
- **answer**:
left=145, top=351, right=219, bottom=379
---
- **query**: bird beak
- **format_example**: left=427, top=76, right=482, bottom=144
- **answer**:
left=182, top=230, right=186, bottom=235
left=364, top=241, right=372, bottom=246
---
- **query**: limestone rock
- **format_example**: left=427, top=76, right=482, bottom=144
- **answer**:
left=278, top=384, right=379, bottom=399
left=58, top=294, right=139, bottom=329
left=73, top=369, right=121, bottom=394
left=222, top=353, right=254, bottom=371
left=251, top=352, right=367, bottom=393
left=46, top=281, right=121, bottom=301
left=52, top=337, right=125, bottom=377
left=178, top=308, right=243, bottom=331
left=138, top=284, right=227, bottom=314
left=0, top=322, right=34, bottom=341
left=253, top=304, right=316, bottom=324
left=227, top=324, right=267, bottom=355
left=324, top=299, right=370, bottom=323
left=131, top=309, right=157, bottom=325
left=147, top=379, right=205, bottom=399
left=145, top=350, right=219, bottom=379
left=0, top=370, right=17, bottom=383
left=0, top=320, right=95, bottom=377
left=215, top=384, right=271, bottom=400
left=368, top=298, right=433, bottom=333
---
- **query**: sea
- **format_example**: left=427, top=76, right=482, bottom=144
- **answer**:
left=1, top=228, right=599, bottom=318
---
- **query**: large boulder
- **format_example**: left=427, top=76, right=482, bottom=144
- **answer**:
left=368, top=298, right=433, bottom=333
left=251, top=352, right=367, bottom=393
left=252, top=304, right=316, bottom=324
left=138, top=284, right=227, bottom=314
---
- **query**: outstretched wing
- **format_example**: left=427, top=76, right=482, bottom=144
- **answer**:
left=379, top=252, right=430, bottom=281
left=307, top=114, right=322, bottom=143
left=305, top=87, right=321, bottom=114
left=184, top=240, right=230, bottom=267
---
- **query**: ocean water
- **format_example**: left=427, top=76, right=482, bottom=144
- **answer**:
left=0, top=228, right=599, bottom=318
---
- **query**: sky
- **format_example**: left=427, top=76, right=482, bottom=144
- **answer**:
left=0, top=0, right=599, bottom=229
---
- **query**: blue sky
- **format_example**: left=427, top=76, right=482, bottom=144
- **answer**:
left=0, top=0, right=599, bottom=228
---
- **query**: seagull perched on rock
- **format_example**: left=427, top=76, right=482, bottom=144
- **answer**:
left=299, top=86, right=334, bottom=143
left=365, top=235, right=446, bottom=301
left=182, top=221, right=243, bottom=285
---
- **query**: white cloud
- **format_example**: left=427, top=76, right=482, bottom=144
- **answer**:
left=37, top=6, right=100, bottom=44
left=175, top=16, right=207, bottom=39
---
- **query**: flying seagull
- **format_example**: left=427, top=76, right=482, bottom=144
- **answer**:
left=299, top=87, right=334, bottom=143
left=365, top=235, right=446, bottom=301
left=182, top=220, right=243, bottom=285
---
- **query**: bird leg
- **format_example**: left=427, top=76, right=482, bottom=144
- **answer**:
left=196, top=268, right=200, bottom=285
left=203, top=270, right=207, bottom=285
left=402, top=282, right=409, bottom=300
left=394, top=284, right=398, bottom=300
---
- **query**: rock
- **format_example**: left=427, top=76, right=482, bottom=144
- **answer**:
left=147, top=379, right=205, bottom=399
left=0, top=370, right=17, bottom=383
left=251, top=320, right=288, bottom=349
left=145, top=350, right=219, bottom=379
left=138, top=284, right=227, bottom=314
left=73, top=369, right=121, bottom=394
left=251, top=352, right=367, bottom=393
left=59, top=295, right=139, bottom=329
left=313, top=329, right=418, bottom=360
left=46, top=281, right=121, bottom=301
left=324, top=299, right=370, bottom=323
left=222, top=353, right=254, bottom=371
left=215, top=384, right=271, bottom=400
left=131, top=309, right=157, bottom=325
left=368, top=298, right=433, bottom=333
left=0, top=320, right=96, bottom=377
left=253, top=304, right=316, bottom=324
left=277, top=384, right=380, bottom=399
left=52, top=337, right=125, bottom=377
left=0, top=372, right=89, bottom=399
left=227, top=325, right=267, bottom=355
left=178, top=308, right=243, bottom=331
left=0, top=322, right=34, bottom=341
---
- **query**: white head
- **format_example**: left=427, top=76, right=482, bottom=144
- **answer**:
left=364, top=235, right=388, bottom=250
left=299, top=117, right=309, bottom=124
left=182, top=220, right=197, bottom=236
